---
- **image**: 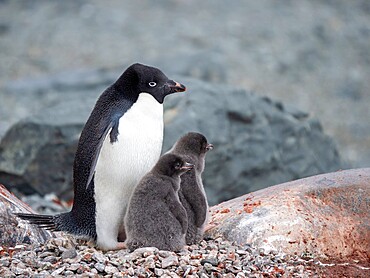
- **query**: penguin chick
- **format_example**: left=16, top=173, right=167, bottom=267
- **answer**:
left=15, top=63, right=186, bottom=251
left=168, top=132, right=213, bottom=245
left=124, top=153, right=193, bottom=252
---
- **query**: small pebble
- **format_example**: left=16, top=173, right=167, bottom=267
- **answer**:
left=42, top=256, right=58, bottom=264
left=61, top=248, right=78, bottom=260
left=51, top=266, right=65, bottom=276
left=161, top=254, right=179, bottom=268
left=105, top=265, right=118, bottom=274
left=94, top=262, right=106, bottom=272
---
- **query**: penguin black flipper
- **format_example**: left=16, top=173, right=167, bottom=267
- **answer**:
left=74, top=91, right=134, bottom=192
left=85, top=117, right=120, bottom=189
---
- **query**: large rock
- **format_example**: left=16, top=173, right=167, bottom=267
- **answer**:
left=0, top=70, right=344, bottom=204
left=164, top=78, right=344, bottom=204
left=205, top=168, right=370, bottom=263
left=0, top=184, right=53, bottom=246
left=0, top=68, right=115, bottom=199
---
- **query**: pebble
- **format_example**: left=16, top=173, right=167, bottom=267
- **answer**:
left=0, top=235, right=316, bottom=277
left=161, top=254, right=179, bottom=268
left=51, top=266, right=65, bottom=276
left=92, top=251, right=107, bottom=263
left=61, top=248, right=78, bottom=260
left=42, top=255, right=58, bottom=264
left=105, top=265, right=118, bottom=274
left=94, top=262, right=106, bottom=272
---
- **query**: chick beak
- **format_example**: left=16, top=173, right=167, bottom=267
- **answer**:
left=206, top=144, right=214, bottom=151
left=181, top=162, right=194, bottom=171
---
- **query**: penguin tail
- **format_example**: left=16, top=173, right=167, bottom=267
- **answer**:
left=15, top=211, right=96, bottom=240
left=15, top=213, right=58, bottom=231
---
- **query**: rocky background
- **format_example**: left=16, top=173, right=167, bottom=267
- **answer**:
left=0, top=0, right=370, bottom=205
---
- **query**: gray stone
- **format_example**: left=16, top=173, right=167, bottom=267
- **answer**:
left=92, top=252, right=106, bottom=263
left=61, top=248, right=78, bottom=260
left=104, top=265, right=118, bottom=274
left=94, top=262, right=105, bottom=272
left=163, top=77, right=344, bottom=204
left=42, top=256, right=58, bottom=264
left=161, top=254, right=179, bottom=268
left=134, top=246, right=159, bottom=257
left=154, top=268, right=164, bottom=276
left=51, top=266, right=65, bottom=276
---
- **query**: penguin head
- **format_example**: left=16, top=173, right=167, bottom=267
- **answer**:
left=119, top=63, right=186, bottom=104
left=174, top=132, right=214, bottom=156
left=155, top=153, right=194, bottom=177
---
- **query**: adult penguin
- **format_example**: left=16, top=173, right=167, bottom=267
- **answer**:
left=16, top=63, right=186, bottom=250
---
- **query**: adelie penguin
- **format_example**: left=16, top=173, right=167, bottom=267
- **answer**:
left=124, top=153, right=193, bottom=252
left=16, top=63, right=186, bottom=250
left=168, top=132, right=213, bottom=245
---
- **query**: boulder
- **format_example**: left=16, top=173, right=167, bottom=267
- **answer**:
left=164, top=77, right=344, bottom=204
left=205, top=168, right=370, bottom=263
left=0, top=70, right=345, bottom=204
left=0, top=184, right=53, bottom=246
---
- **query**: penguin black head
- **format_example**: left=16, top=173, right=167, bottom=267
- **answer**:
left=155, top=153, right=194, bottom=177
left=117, top=63, right=186, bottom=103
left=174, top=132, right=214, bottom=156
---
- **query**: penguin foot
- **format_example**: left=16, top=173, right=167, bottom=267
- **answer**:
left=115, top=242, right=127, bottom=250
left=96, top=241, right=127, bottom=251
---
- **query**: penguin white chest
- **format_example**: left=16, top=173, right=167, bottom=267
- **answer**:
left=94, top=93, right=164, bottom=249
left=95, top=93, right=164, bottom=196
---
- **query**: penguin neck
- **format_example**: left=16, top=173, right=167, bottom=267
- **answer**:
left=114, top=69, right=140, bottom=101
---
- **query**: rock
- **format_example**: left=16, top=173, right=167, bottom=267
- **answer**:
left=163, top=77, right=344, bottom=204
left=134, top=246, right=159, bottom=257
left=61, top=248, right=78, bottom=260
left=94, top=262, right=105, bottom=273
left=154, top=268, right=164, bottom=276
left=0, top=114, right=84, bottom=199
left=205, top=168, right=370, bottom=263
left=0, top=71, right=344, bottom=205
left=92, top=251, right=107, bottom=263
left=51, top=266, right=65, bottom=276
left=161, top=254, right=179, bottom=268
left=0, top=184, right=54, bottom=246
left=104, top=265, right=118, bottom=274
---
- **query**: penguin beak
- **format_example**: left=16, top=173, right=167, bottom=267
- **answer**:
left=165, top=80, right=186, bottom=93
left=181, top=162, right=194, bottom=171
left=206, top=144, right=214, bottom=151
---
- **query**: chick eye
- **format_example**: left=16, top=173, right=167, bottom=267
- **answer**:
left=148, top=82, right=157, bottom=87
left=175, top=162, right=181, bottom=169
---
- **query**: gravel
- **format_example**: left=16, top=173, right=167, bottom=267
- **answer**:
left=0, top=235, right=318, bottom=277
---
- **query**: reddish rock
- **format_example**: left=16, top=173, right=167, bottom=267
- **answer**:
left=0, top=184, right=54, bottom=246
left=205, top=168, right=370, bottom=263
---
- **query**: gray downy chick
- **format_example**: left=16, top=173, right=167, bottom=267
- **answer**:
left=168, top=132, right=213, bottom=245
left=124, top=153, right=193, bottom=251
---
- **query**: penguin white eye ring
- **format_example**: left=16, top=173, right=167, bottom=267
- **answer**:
left=149, top=81, right=157, bottom=87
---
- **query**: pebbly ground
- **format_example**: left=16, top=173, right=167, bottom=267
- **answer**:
left=1, top=235, right=368, bottom=277
left=0, top=235, right=328, bottom=277
left=2, top=194, right=367, bottom=277
left=0, top=0, right=370, bottom=167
